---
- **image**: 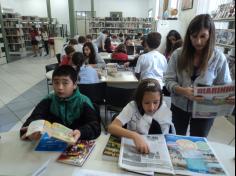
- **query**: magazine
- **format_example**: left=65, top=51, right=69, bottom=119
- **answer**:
left=25, top=120, right=76, bottom=144
left=193, top=84, right=235, bottom=119
left=165, top=134, right=227, bottom=176
left=102, top=135, right=121, bottom=161
left=119, top=135, right=175, bottom=175
left=119, top=134, right=227, bottom=176
left=57, top=140, right=96, bottom=166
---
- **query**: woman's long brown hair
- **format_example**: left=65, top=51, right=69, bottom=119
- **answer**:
left=177, top=14, right=215, bottom=75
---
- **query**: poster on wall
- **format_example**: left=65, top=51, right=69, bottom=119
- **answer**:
left=181, top=0, right=193, bottom=10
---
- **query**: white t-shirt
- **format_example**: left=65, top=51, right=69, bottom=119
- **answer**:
left=135, top=50, right=167, bottom=88
left=116, top=101, right=174, bottom=135
left=94, top=33, right=106, bottom=48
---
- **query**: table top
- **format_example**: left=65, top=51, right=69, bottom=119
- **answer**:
left=46, top=69, right=138, bottom=83
left=99, top=52, right=137, bottom=60
left=0, top=131, right=235, bottom=176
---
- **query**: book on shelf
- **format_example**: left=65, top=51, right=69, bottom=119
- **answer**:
left=102, top=135, right=121, bottom=161
left=57, top=140, right=96, bottom=166
left=119, top=134, right=228, bottom=176
left=193, top=84, right=235, bottom=119
left=25, top=119, right=77, bottom=144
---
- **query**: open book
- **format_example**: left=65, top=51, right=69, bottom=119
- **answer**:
left=25, top=120, right=76, bottom=144
left=102, top=135, right=121, bottom=161
left=193, top=84, right=235, bottom=119
left=57, top=140, right=95, bottom=167
left=119, top=134, right=227, bottom=176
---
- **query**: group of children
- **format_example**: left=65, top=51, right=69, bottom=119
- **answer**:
left=20, top=14, right=234, bottom=154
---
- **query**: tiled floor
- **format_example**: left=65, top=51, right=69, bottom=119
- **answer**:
left=0, top=55, right=56, bottom=131
left=0, top=55, right=235, bottom=147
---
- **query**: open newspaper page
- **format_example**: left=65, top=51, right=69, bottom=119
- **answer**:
left=193, top=84, right=235, bottom=118
left=119, top=135, right=174, bottom=175
left=165, top=134, right=228, bottom=176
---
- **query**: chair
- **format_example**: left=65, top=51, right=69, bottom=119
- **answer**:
left=56, top=53, right=61, bottom=64
left=45, top=63, right=59, bottom=94
left=126, top=45, right=135, bottom=55
left=78, top=82, right=107, bottom=131
left=105, top=86, right=135, bottom=126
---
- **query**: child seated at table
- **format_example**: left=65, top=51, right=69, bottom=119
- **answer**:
left=83, top=42, right=105, bottom=67
left=135, top=32, right=167, bottom=89
left=108, top=79, right=175, bottom=154
left=60, top=45, right=75, bottom=66
left=111, top=44, right=128, bottom=61
left=72, top=52, right=100, bottom=84
left=20, top=65, right=101, bottom=141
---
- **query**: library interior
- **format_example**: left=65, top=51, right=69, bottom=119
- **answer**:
left=0, top=0, right=235, bottom=175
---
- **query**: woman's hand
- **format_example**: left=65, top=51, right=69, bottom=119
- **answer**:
left=183, top=87, right=194, bottom=100
left=180, top=87, right=204, bottom=102
left=132, top=132, right=150, bottom=154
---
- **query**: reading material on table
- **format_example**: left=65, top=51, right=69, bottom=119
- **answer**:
left=25, top=119, right=76, bottom=144
left=57, top=140, right=96, bottom=167
left=119, top=134, right=227, bottom=176
left=102, top=135, right=121, bottom=161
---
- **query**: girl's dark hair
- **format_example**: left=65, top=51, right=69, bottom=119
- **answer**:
left=165, top=30, right=182, bottom=55
left=64, top=45, right=75, bottom=55
left=134, top=79, right=163, bottom=115
left=69, top=38, right=78, bottom=45
left=78, top=36, right=86, bottom=44
left=115, top=43, right=127, bottom=53
left=178, top=14, right=215, bottom=75
left=72, top=52, right=85, bottom=72
left=146, top=32, right=161, bottom=49
left=83, top=42, right=96, bottom=64
left=104, top=37, right=112, bottom=53
left=52, top=65, right=77, bottom=84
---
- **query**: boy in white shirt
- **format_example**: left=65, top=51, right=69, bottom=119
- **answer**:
left=135, top=32, right=167, bottom=89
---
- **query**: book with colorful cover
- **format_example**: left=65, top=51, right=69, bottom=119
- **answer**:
left=57, top=140, right=96, bottom=166
left=35, top=133, right=68, bottom=152
left=102, top=135, right=121, bottom=161
left=26, top=119, right=76, bottom=144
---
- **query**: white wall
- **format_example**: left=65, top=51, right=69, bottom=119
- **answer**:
left=74, top=0, right=151, bottom=17
left=50, top=0, right=69, bottom=25
left=157, top=0, right=199, bottom=53
left=0, top=0, right=47, bottom=17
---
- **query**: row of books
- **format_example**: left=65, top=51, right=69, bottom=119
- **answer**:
left=212, top=2, right=235, bottom=19
left=216, top=29, right=235, bottom=46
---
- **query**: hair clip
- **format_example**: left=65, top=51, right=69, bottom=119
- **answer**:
left=147, top=82, right=155, bottom=87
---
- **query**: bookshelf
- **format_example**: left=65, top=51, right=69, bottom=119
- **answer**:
left=89, top=17, right=153, bottom=39
left=21, top=16, right=49, bottom=52
left=0, top=23, right=7, bottom=65
left=213, top=2, right=235, bottom=50
left=2, top=12, right=26, bottom=57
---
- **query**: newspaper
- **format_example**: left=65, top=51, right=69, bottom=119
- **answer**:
left=193, top=84, right=235, bottom=118
left=165, top=134, right=228, bottom=176
left=118, top=135, right=175, bottom=175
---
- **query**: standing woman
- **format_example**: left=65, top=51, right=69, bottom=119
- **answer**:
left=30, top=26, right=39, bottom=57
left=164, top=30, right=182, bottom=62
left=83, top=42, right=105, bottom=67
left=165, top=14, right=233, bottom=137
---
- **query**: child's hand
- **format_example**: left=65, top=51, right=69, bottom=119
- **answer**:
left=21, top=127, right=41, bottom=141
left=70, top=129, right=81, bottom=142
left=132, top=132, right=150, bottom=154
